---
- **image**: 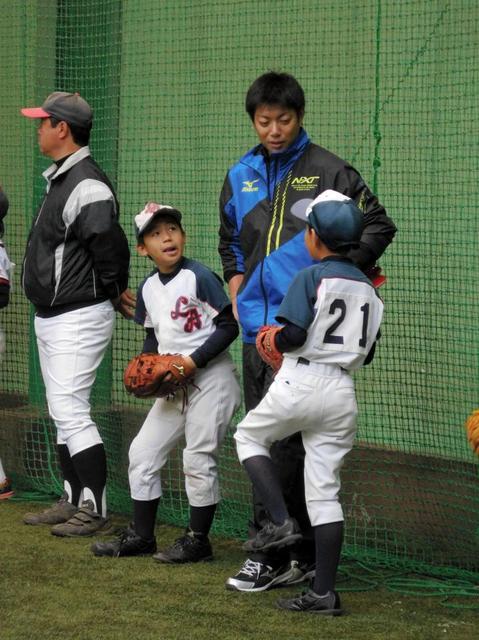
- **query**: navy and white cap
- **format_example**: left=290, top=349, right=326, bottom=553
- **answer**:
left=21, top=92, right=93, bottom=129
left=305, top=190, right=364, bottom=251
left=134, top=202, right=183, bottom=239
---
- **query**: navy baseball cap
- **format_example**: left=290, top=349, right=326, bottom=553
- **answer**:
left=134, top=202, right=183, bottom=239
left=21, top=92, right=93, bottom=129
left=306, top=190, right=364, bottom=251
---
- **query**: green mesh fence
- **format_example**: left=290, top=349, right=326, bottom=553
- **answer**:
left=1, top=0, right=478, bottom=582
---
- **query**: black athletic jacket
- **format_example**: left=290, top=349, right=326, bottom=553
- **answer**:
left=22, top=146, right=130, bottom=315
left=219, top=128, right=397, bottom=342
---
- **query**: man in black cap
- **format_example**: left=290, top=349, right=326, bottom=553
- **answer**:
left=20, top=91, right=130, bottom=537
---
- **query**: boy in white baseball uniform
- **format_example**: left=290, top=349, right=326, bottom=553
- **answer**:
left=92, top=203, right=241, bottom=562
left=234, top=190, right=384, bottom=614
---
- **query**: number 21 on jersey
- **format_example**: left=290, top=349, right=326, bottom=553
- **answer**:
left=316, top=281, right=383, bottom=355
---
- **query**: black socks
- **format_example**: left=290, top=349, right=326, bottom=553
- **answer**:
left=313, top=520, right=344, bottom=594
left=133, top=498, right=160, bottom=540
left=189, top=503, right=217, bottom=538
left=57, top=444, right=82, bottom=506
left=243, top=455, right=289, bottom=525
left=71, top=443, right=107, bottom=516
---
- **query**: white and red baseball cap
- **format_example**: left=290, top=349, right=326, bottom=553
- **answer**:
left=21, top=91, right=93, bottom=128
left=134, top=202, right=183, bottom=239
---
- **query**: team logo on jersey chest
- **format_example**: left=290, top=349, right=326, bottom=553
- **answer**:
left=241, top=179, right=259, bottom=192
left=171, top=296, right=202, bottom=333
left=291, top=175, right=320, bottom=192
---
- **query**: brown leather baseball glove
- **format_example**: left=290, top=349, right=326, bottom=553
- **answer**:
left=255, top=325, right=284, bottom=372
left=465, top=409, right=479, bottom=455
left=124, top=353, right=196, bottom=399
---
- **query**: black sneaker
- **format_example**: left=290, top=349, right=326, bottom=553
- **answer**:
left=153, top=529, right=213, bottom=564
left=277, top=589, right=343, bottom=616
left=242, top=517, right=302, bottom=553
left=91, top=525, right=157, bottom=557
left=225, top=558, right=295, bottom=592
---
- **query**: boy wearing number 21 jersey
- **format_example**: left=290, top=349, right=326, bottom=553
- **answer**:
left=234, top=190, right=384, bottom=615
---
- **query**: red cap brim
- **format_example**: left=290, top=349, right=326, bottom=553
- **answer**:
left=21, top=107, right=51, bottom=119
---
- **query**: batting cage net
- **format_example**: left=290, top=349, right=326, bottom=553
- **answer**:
left=0, top=0, right=478, bottom=581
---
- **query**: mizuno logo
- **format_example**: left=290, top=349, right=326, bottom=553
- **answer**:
left=242, top=179, right=259, bottom=192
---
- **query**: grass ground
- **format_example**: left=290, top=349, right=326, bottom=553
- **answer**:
left=1, top=500, right=478, bottom=640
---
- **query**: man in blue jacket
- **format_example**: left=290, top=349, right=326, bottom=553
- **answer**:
left=219, top=71, right=396, bottom=592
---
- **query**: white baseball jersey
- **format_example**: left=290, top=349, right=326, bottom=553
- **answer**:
left=0, top=242, right=13, bottom=286
left=135, top=257, right=230, bottom=356
left=277, top=256, right=383, bottom=371
left=130, top=256, right=241, bottom=505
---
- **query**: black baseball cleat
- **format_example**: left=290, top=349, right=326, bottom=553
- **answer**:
left=153, top=529, right=213, bottom=564
left=277, top=589, right=343, bottom=616
left=91, top=525, right=157, bottom=557
left=242, top=517, right=302, bottom=552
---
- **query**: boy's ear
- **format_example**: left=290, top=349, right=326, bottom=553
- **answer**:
left=306, top=226, right=319, bottom=245
left=137, top=243, right=149, bottom=257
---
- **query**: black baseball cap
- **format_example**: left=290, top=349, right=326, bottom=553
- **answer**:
left=21, top=92, right=93, bottom=129
left=134, top=202, right=183, bottom=239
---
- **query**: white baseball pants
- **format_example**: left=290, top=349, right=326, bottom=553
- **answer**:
left=35, top=300, right=115, bottom=457
left=128, top=354, right=241, bottom=506
left=235, top=357, right=358, bottom=526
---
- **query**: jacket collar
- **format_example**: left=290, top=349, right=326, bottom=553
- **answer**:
left=241, top=128, right=310, bottom=172
left=42, top=146, right=91, bottom=183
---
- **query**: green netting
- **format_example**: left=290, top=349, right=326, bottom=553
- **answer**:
left=1, top=0, right=478, bottom=583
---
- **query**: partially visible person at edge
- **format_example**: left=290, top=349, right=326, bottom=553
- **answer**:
left=218, top=71, right=396, bottom=592
left=0, top=186, right=14, bottom=501
left=20, top=92, right=130, bottom=536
